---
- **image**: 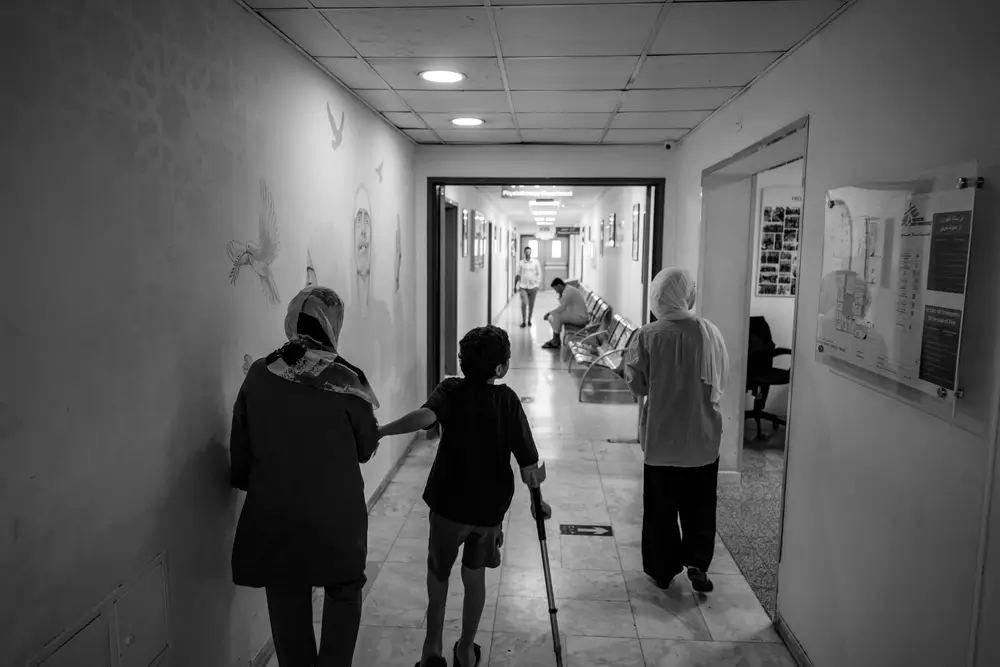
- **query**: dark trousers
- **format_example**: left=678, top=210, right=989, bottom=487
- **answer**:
left=641, top=458, right=719, bottom=582
left=265, top=579, right=364, bottom=667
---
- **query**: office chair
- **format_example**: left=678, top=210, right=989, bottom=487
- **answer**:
left=745, top=316, right=791, bottom=441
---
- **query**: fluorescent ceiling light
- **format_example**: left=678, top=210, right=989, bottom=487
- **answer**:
left=534, top=216, right=556, bottom=223
left=420, top=70, right=465, bottom=84
left=451, top=117, right=484, bottom=127
left=536, top=221, right=554, bottom=226
left=529, top=199, right=560, bottom=208
left=502, top=188, right=573, bottom=198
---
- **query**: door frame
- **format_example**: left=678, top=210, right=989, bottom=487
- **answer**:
left=698, top=115, right=810, bottom=618
left=427, top=177, right=666, bottom=397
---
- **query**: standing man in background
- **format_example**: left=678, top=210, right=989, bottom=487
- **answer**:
left=514, top=245, right=542, bottom=329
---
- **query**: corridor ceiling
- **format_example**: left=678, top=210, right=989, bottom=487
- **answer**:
left=245, top=0, right=848, bottom=145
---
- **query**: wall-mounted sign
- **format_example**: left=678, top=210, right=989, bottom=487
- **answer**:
left=556, top=227, right=577, bottom=235
left=502, top=187, right=573, bottom=198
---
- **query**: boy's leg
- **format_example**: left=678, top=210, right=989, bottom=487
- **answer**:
left=317, top=577, right=365, bottom=667
left=423, top=514, right=466, bottom=664
left=454, top=525, right=502, bottom=667
left=265, top=585, right=318, bottom=667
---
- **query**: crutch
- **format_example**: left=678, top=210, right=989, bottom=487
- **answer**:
left=529, top=485, right=564, bottom=667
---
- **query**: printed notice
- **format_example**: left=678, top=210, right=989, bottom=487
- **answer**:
left=918, top=306, right=963, bottom=390
left=927, top=211, right=972, bottom=294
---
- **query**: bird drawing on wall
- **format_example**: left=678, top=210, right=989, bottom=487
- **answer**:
left=327, top=103, right=345, bottom=150
left=394, top=215, right=402, bottom=293
left=227, top=180, right=281, bottom=305
left=242, top=354, right=254, bottom=375
left=375, top=161, right=384, bottom=183
left=305, top=249, right=317, bottom=287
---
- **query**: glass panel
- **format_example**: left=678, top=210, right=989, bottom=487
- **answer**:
left=551, top=239, right=563, bottom=259
left=527, top=239, right=539, bottom=256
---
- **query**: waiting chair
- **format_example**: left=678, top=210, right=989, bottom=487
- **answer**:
left=744, top=316, right=791, bottom=440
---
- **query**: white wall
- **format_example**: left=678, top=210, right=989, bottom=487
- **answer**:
left=748, top=160, right=803, bottom=415
left=580, top=186, right=648, bottom=325
left=444, top=186, right=515, bottom=346
left=1, top=0, right=420, bottom=664
left=668, top=1, right=1000, bottom=666
left=415, top=145, right=672, bottom=385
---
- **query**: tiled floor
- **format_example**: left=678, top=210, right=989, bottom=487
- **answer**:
left=269, top=292, right=795, bottom=666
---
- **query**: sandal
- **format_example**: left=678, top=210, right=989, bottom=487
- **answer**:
left=452, top=641, right=482, bottom=667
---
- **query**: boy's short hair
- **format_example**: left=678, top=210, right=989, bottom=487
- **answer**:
left=459, top=325, right=511, bottom=381
left=550, top=278, right=565, bottom=288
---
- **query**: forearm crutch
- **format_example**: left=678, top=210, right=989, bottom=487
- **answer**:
left=529, top=485, right=563, bottom=667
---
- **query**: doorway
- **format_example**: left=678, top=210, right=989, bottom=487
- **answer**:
left=700, top=118, right=809, bottom=618
left=519, top=235, right=569, bottom=289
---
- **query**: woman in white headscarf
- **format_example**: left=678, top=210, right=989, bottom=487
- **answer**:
left=230, top=286, right=379, bottom=667
left=625, top=267, right=730, bottom=593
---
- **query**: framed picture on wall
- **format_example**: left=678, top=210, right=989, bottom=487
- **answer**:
left=606, top=214, right=617, bottom=248
left=462, top=210, right=470, bottom=257
left=599, top=219, right=605, bottom=255
left=631, top=204, right=641, bottom=261
left=756, top=187, right=801, bottom=296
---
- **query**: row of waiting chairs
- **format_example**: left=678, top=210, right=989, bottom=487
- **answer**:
left=560, top=283, right=640, bottom=402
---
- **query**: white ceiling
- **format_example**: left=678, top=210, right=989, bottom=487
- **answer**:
left=248, top=0, right=847, bottom=145
left=475, top=185, right=610, bottom=225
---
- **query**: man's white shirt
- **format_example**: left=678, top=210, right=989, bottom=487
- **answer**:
left=518, top=259, right=542, bottom=290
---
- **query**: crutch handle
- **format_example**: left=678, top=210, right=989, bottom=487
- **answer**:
left=530, top=486, right=547, bottom=541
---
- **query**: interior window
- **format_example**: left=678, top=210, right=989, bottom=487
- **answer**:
left=551, top=239, right=563, bottom=259
left=527, top=239, right=539, bottom=257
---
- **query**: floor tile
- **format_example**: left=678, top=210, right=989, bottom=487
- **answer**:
left=566, top=635, right=646, bottom=666
left=490, top=631, right=568, bottom=667
left=369, top=481, right=423, bottom=517
left=500, top=566, right=629, bottom=601
left=640, top=638, right=797, bottom=666
left=695, top=574, right=780, bottom=642
left=386, top=537, right=428, bottom=564
left=361, top=561, right=428, bottom=628
left=367, top=516, right=406, bottom=562
left=618, top=545, right=644, bottom=572
left=398, top=512, right=431, bottom=539
left=624, top=571, right=712, bottom=641
left=495, top=597, right=637, bottom=638
left=561, top=535, right=622, bottom=570
left=353, top=625, right=492, bottom=667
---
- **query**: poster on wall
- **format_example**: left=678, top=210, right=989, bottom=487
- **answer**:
left=493, top=225, right=500, bottom=255
left=472, top=211, right=486, bottom=270
left=599, top=219, right=605, bottom=255
left=606, top=213, right=617, bottom=248
left=815, top=165, right=977, bottom=401
left=631, top=204, right=641, bottom=261
left=462, top=210, right=469, bottom=257
left=756, top=187, right=802, bottom=297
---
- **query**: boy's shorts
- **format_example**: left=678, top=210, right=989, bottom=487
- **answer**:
left=427, top=512, right=503, bottom=581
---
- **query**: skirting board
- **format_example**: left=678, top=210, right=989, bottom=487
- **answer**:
left=775, top=609, right=814, bottom=667
left=250, top=639, right=275, bottom=667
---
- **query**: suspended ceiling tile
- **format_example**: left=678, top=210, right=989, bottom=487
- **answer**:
left=382, top=111, right=426, bottom=129
left=511, top=90, right=621, bottom=113
left=505, top=57, right=635, bottom=91
left=395, top=90, right=510, bottom=113
left=436, top=128, right=521, bottom=143
left=611, top=110, right=712, bottom=129
left=517, top=112, right=611, bottom=129
left=367, top=58, right=504, bottom=91
left=320, top=8, right=494, bottom=58
left=604, top=128, right=687, bottom=143
left=315, top=57, right=388, bottom=89
left=620, top=87, right=742, bottom=111
left=651, top=0, right=843, bottom=54
left=314, top=0, right=479, bottom=6
left=521, top=129, right=605, bottom=143
left=248, top=0, right=310, bottom=7
left=404, top=129, right=442, bottom=143
left=419, top=112, right=516, bottom=129
left=495, top=0, right=654, bottom=4
left=493, top=5, right=660, bottom=57
left=259, top=10, right=358, bottom=57
left=633, top=53, right=781, bottom=89
left=354, top=89, right=409, bottom=112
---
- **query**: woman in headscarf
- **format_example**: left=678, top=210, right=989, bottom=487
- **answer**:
left=625, top=268, right=730, bottom=593
left=230, top=286, right=380, bottom=667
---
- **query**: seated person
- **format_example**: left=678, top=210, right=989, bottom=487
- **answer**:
left=542, top=278, right=589, bottom=350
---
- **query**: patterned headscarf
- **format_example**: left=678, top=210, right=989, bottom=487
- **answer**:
left=262, top=286, right=379, bottom=407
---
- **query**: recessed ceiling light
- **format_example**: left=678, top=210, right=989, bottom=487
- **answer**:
left=420, top=70, right=465, bottom=84
left=451, top=117, right=484, bottom=127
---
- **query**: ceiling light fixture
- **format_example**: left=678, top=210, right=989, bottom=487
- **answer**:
left=534, top=216, right=556, bottom=223
left=529, top=199, right=560, bottom=208
left=420, top=70, right=465, bottom=84
left=451, top=117, right=484, bottom=127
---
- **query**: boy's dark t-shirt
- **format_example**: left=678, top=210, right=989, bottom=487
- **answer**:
left=422, top=377, right=539, bottom=527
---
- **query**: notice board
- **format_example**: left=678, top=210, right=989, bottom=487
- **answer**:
left=815, top=170, right=977, bottom=406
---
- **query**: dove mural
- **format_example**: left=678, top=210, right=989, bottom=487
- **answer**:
left=375, top=161, right=383, bottom=183
left=327, top=103, right=344, bottom=150
left=242, top=354, right=254, bottom=375
left=227, top=180, right=281, bottom=305
left=306, top=249, right=317, bottom=287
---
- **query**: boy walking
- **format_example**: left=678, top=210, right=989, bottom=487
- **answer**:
left=378, top=325, right=550, bottom=667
